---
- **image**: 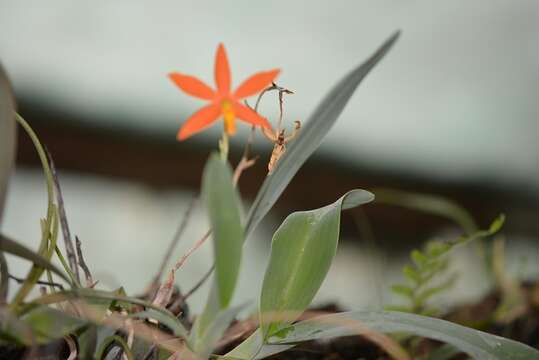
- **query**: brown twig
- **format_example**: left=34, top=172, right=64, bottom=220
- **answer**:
left=182, top=264, right=214, bottom=301
left=75, top=236, right=94, bottom=287
left=9, top=273, right=64, bottom=290
left=46, top=150, right=80, bottom=283
left=173, top=230, right=212, bottom=272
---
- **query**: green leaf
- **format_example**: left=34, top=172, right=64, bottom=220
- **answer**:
left=489, top=214, right=505, bottom=233
left=0, top=233, right=71, bottom=283
left=0, top=250, right=8, bottom=303
left=411, top=250, right=428, bottom=268
left=268, top=311, right=539, bottom=360
left=190, top=155, right=245, bottom=350
left=20, top=305, right=86, bottom=344
left=25, top=288, right=187, bottom=336
left=202, top=153, right=244, bottom=308
left=259, top=190, right=374, bottom=339
left=244, top=32, right=400, bottom=237
left=77, top=325, right=98, bottom=359
left=193, top=302, right=247, bottom=359
left=0, top=307, right=35, bottom=345
left=415, top=277, right=457, bottom=305
left=131, top=309, right=187, bottom=338
left=374, top=189, right=478, bottom=234
left=12, top=114, right=59, bottom=306
left=391, top=284, right=414, bottom=299
left=96, top=334, right=134, bottom=360
left=425, top=241, right=451, bottom=258
left=224, top=328, right=294, bottom=360
left=0, top=64, right=16, bottom=224
left=403, top=265, right=421, bottom=284
left=423, top=343, right=462, bottom=360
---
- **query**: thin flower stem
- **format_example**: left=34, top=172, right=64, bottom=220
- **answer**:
left=219, top=131, right=229, bottom=160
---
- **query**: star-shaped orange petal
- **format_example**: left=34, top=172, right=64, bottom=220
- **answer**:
left=169, top=44, right=280, bottom=141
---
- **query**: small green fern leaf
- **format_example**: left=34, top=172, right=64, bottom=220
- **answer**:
left=387, top=214, right=505, bottom=316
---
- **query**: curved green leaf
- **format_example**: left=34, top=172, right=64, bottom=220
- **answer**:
left=12, top=114, right=59, bottom=306
left=20, top=305, right=85, bottom=344
left=202, top=153, right=244, bottom=308
left=245, top=32, right=399, bottom=237
left=96, top=334, right=134, bottom=360
left=193, top=302, right=248, bottom=359
left=131, top=309, right=187, bottom=338
left=25, top=288, right=187, bottom=336
left=0, top=63, right=16, bottom=224
left=190, top=154, right=245, bottom=350
left=268, top=311, right=539, bottom=360
left=259, top=190, right=374, bottom=338
left=373, top=188, right=478, bottom=234
left=0, top=233, right=71, bottom=283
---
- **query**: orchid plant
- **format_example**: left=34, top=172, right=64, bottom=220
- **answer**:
left=0, top=33, right=538, bottom=360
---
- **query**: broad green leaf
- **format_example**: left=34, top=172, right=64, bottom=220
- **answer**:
left=190, top=154, right=245, bottom=351
left=0, top=307, right=35, bottom=345
left=0, top=64, right=16, bottom=224
left=224, top=328, right=293, bottom=360
left=244, top=32, right=399, bottom=237
left=259, top=190, right=374, bottom=338
left=20, top=305, right=85, bottom=344
left=267, top=311, right=539, bottom=360
left=0, top=233, right=71, bottom=283
left=202, top=153, right=244, bottom=308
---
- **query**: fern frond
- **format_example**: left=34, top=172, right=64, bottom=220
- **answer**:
left=387, top=214, right=505, bottom=316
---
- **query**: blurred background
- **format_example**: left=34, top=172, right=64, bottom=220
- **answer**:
left=1, top=0, right=539, bottom=313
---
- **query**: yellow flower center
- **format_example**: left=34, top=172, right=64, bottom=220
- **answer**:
left=221, top=100, right=236, bottom=135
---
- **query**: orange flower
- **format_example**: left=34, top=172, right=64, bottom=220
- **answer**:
left=169, top=44, right=280, bottom=141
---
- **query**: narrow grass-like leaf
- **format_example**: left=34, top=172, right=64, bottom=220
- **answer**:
left=11, top=114, right=58, bottom=306
left=0, top=250, right=8, bottom=303
left=96, top=334, right=134, bottom=360
left=0, top=64, right=16, bottom=224
left=131, top=309, right=187, bottom=338
left=194, top=303, right=248, bottom=359
left=373, top=188, right=478, bottom=234
left=202, top=153, right=244, bottom=308
left=0, top=233, right=71, bottom=283
left=245, top=32, right=399, bottom=237
left=268, top=311, right=539, bottom=360
left=24, top=288, right=187, bottom=336
left=259, top=190, right=374, bottom=338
